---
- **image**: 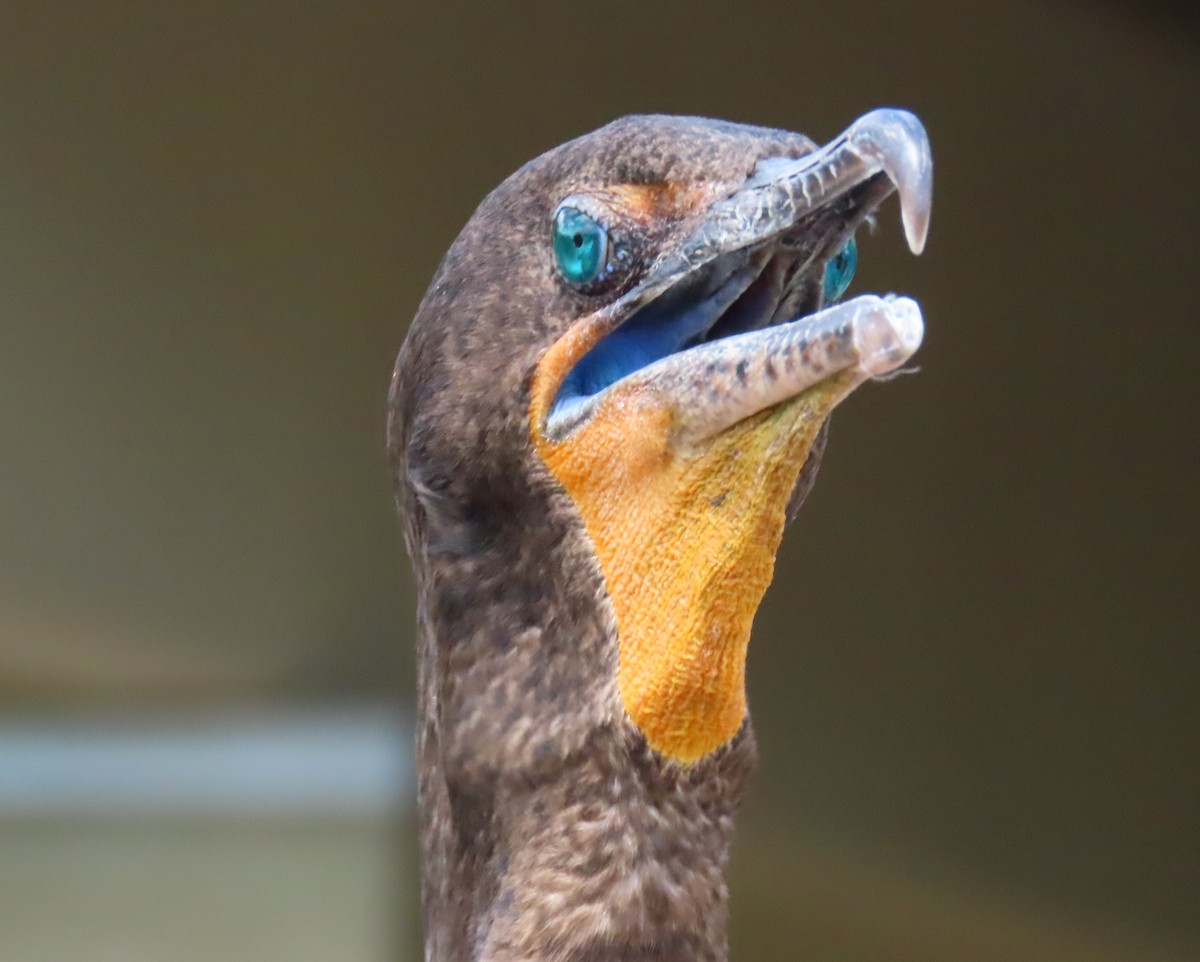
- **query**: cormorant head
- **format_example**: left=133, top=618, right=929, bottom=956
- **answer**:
left=393, top=111, right=930, bottom=764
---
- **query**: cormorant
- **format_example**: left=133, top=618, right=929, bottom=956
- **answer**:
left=390, top=109, right=932, bottom=962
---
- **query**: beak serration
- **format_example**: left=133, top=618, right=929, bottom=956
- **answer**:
left=662, top=108, right=933, bottom=277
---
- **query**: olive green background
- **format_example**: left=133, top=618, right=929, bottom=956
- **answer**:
left=1, top=1, right=1196, bottom=960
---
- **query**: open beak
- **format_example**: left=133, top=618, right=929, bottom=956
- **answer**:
left=534, top=108, right=933, bottom=444
left=529, top=108, right=933, bottom=763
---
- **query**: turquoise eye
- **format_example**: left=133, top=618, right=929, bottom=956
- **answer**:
left=823, top=235, right=858, bottom=303
left=553, top=206, right=608, bottom=285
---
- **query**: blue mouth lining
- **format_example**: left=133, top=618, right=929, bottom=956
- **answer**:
left=554, top=261, right=764, bottom=414
left=549, top=238, right=857, bottom=424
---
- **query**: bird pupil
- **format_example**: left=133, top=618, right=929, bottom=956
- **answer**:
left=573, top=233, right=583, bottom=248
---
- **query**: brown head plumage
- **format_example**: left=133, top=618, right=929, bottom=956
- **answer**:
left=390, top=111, right=931, bottom=961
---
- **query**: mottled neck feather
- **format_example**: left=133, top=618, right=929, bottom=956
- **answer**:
left=410, top=484, right=756, bottom=962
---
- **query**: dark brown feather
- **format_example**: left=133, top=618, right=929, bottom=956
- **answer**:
left=390, top=116, right=826, bottom=962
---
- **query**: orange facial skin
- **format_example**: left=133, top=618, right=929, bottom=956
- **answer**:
left=531, top=306, right=855, bottom=763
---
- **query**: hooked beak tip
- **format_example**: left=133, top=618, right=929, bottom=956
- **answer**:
left=846, top=108, right=933, bottom=255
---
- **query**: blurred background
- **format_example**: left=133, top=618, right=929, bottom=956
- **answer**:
left=1, top=1, right=1196, bottom=960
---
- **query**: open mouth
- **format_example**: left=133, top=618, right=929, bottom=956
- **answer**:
left=542, top=109, right=932, bottom=442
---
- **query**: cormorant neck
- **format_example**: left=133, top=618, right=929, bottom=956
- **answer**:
left=412, top=504, right=756, bottom=962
